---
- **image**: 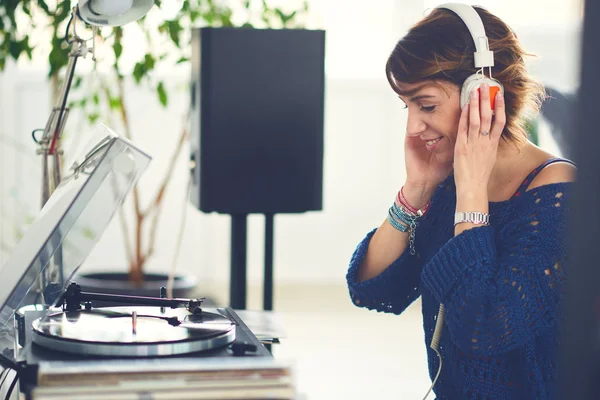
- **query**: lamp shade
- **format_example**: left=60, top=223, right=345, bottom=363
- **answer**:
left=77, top=0, right=154, bottom=27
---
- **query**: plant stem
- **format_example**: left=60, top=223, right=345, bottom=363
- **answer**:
left=100, top=80, right=134, bottom=269
left=116, top=76, right=145, bottom=284
left=143, top=111, right=190, bottom=268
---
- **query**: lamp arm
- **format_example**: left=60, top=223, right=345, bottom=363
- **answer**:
left=34, top=8, right=95, bottom=302
left=37, top=53, right=77, bottom=207
left=37, top=10, right=93, bottom=208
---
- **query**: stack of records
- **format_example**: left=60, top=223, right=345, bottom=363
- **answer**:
left=31, top=358, right=296, bottom=399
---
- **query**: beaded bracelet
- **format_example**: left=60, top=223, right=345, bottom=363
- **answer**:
left=397, top=187, right=430, bottom=216
left=387, top=207, right=410, bottom=233
left=387, top=188, right=431, bottom=255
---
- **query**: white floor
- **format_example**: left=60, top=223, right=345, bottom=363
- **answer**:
left=209, top=283, right=432, bottom=400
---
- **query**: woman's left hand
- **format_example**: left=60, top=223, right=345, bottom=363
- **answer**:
left=453, top=83, right=506, bottom=198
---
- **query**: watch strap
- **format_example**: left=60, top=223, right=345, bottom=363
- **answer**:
left=454, top=211, right=490, bottom=226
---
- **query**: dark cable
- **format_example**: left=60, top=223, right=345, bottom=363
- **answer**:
left=50, top=9, right=78, bottom=155
left=0, top=369, right=9, bottom=390
left=5, top=370, right=17, bottom=400
left=49, top=54, right=78, bottom=155
left=31, top=129, right=44, bottom=144
left=65, top=11, right=74, bottom=44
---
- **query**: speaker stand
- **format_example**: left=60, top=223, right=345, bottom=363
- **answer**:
left=230, top=214, right=248, bottom=309
left=229, top=213, right=275, bottom=312
left=263, top=213, right=274, bottom=311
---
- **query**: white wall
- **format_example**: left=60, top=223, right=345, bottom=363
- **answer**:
left=0, top=1, right=581, bottom=292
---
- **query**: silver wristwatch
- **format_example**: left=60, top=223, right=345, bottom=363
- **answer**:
left=454, top=211, right=490, bottom=226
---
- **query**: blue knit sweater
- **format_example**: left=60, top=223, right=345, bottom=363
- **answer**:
left=346, top=168, right=571, bottom=399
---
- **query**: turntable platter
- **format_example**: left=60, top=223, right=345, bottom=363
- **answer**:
left=31, top=306, right=236, bottom=357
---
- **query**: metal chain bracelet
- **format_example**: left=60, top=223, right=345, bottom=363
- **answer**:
left=387, top=187, right=432, bottom=256
left=408, top=217, right=418, bottom=255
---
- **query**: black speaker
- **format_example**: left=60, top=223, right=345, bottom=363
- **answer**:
left=190, top=27, right=325, bottom=214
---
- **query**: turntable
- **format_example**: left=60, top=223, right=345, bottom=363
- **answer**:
left=0, top=128, right=288, bottom=400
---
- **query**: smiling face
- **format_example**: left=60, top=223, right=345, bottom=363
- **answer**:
left=395, top=80, right=462, bottom=164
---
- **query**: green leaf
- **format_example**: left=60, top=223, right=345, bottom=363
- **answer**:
left=131, top=53, right=156, bottom=84
left=22, top=2, right=32, bottom=16
left=168, top=21, right=182, bottom=47
left=190, top=10, right=201, bottom=22
left=109, top=96, right=121, bottom=110
left=92, top=93, right=99, bottom=105
left=133, top=62, right=145, bottom=84
left=157, top=81, right=168, bottom=107
left=5, top=1, right=17, bottom=28
left=37, top=0, right=51, bottom=14
left=158, top=21, right=169, bottom=34
left=55, top=1, right=71, bottom=22
left=113, top=40, right=123, bottom=60
left=21, top=37, right=33, bottom=59
left=220, top=8, right=234, bottom=27
left=274, top=8, right=285, bottom=21
left=73, top=76, right=83, bottom=89
left=286, top=10, right=297, bottom=24
left=88, top=113, right=100, bottom=124
left=203, top=12, right=215, bottom=24
left=274, top=8, right=296, bottom=24
left=8, top=40, right=23, bottom=60
left=144, top=53, right=156, bottom=70
left=48, top=34, right=69, bottom=77
left=176, top=57, right=189, bottom=64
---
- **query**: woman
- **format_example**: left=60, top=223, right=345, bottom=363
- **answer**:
left=346, top=5, right=575, bottom=400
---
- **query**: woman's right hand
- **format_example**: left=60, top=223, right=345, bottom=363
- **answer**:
left=402, top=135, right=454, bottom=208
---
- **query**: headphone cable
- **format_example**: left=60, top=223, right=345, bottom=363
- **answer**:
left=422, top=304, right=446, bottom=400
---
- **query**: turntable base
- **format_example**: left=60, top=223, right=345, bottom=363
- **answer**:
left=31, top=306, right=236, bottom=357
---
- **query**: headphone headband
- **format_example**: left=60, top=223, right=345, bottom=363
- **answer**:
left=436, top=3, right=494, bottom=69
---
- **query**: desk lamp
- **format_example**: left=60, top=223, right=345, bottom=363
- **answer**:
left=37, top=0, right=154, bottom=208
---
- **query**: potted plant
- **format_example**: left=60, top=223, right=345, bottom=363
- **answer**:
left=0, top=0, right=310, bottom=298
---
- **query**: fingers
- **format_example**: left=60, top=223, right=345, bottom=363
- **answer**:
left=479, top=83, right=492, bottom=137
left=456, top=103, right=469, bottom=146
left=490, top=91, right=506, bottom=141
left=468, top=89, right=480, bottom=141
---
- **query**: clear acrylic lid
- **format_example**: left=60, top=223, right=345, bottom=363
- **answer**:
left=0, top=126, right=151, bottom=362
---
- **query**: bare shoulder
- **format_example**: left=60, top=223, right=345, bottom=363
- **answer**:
left=527, top=160, right=576, bottom=191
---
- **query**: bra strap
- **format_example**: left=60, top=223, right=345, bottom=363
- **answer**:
left=512, top=157, right=576, bottom=197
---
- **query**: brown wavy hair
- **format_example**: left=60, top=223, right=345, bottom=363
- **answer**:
left=386, top=6, right=546, bottom=146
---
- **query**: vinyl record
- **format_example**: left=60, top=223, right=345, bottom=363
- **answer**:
left=31, top=306, right=236, bottom=357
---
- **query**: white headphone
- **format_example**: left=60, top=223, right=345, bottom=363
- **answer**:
left=436, top=3, right=505, bottom=109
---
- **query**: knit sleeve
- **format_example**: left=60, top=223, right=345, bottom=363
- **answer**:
left=421, top=183, right=571, bottom=356
left=346, top=229, right=422, bottom=315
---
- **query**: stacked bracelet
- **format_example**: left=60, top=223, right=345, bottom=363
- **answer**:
left=387, top=188, right=430, bottom=255
left=398, top=187, right=430, bottom=216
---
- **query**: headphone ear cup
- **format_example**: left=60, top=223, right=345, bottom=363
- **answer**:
left=460, top=74, right=480, bottom=109
left=460, top=75, right=505, bottom=110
